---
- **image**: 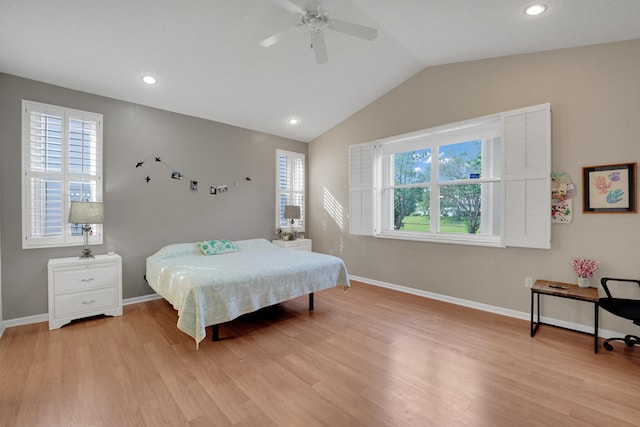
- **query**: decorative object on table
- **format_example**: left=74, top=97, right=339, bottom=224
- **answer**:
left=551, top=169, right=575, bottom=223
left=69, top=201, right=104, bottom=259
left=583, top=163, right=637, bottom=213
left=572, top=258, right=599, bottom=288
left=283, top=205, right=301, bottom=239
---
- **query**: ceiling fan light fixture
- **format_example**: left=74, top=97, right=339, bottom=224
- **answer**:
left=261, top=0, right=378, bottom=64
left=524, top=4, right=547, bottom=16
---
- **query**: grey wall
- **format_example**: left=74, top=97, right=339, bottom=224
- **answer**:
left=309, top=39, right=640, bottom=335
left=0, top=73, right=307, bottom=320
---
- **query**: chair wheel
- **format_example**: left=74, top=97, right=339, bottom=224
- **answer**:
left=624, top=335, right=639, bottom=347
left=604, top=342, right=614, bottom=351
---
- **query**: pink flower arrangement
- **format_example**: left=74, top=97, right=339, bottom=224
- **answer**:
left=572, top=258, right=599, bottom=278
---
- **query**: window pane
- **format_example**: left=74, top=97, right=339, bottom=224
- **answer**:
left=30, top=177, right=63, bottom=238
left=68, top=180, right=98, bottom=236
left=393, top=148, right=431, bottom=185
left=69, top=118, right=98, bottom=175
left=29, top=112, right=63, bottom=172
left=438, top=140, right=481, bottom=182
left=388, top=187, right=430, bottom=231
left=292, top=157, right=304, bottom=191
left=69, top=180, right=97, bottom=203
left=278, top=155, right=305, bottom=192
left=439, top=182, right=499, bottom=235
left=279, top=194, right=304, bottom=228
left=278, top=155, right=288, bottom=190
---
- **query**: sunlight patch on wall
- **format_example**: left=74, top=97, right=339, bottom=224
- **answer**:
left=323, top=187, right=344, bottom=230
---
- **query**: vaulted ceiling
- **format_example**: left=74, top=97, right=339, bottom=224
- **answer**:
left=1, top=0, right=639, bottom=142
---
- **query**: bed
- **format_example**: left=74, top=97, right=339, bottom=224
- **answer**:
left=145, top=238, right=349, bottom=347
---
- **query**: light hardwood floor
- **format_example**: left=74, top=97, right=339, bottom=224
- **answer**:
left=1, top=280, right=639, bottom=426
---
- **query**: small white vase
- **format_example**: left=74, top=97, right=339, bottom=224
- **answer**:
left=577, top=277, right=590, bottom=288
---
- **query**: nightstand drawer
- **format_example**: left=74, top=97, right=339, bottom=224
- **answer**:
left=54, top=287, right=118, bottom=318
left=53, top=264, right=118, bottom=294
left=272, top=239, right=312, bottom=251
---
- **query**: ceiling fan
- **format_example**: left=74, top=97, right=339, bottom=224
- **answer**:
left=260, top=0, right=378, bottom=64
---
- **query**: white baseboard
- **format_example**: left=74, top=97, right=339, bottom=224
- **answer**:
left=123, top=293, right=163, bottom=306
left=349, top=275, right=622, bottom=340
left=2, top=313, right=49, bottom=330
left=0, top=293, right=162, bottom=335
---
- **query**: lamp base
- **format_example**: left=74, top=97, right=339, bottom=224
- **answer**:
left=79, top=226, right=94, bottom=259
left=79, top=247, right=95, bottom=259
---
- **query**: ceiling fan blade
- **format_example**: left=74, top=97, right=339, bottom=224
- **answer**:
left=329, top=19, right=378, bottom=41
left=273, top=0, right=306, bottom=15
left=311, top=30, right=328, bottom=64
left=259, top=26, right=299, bottom=47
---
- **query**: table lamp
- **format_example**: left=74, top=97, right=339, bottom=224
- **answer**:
left=69, top=201, right=104, bottom=259
left=284, top=205, right=301, bottom=237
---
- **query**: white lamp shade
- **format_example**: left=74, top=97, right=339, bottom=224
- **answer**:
left=69, top=202, right=104, bottom=224
left=283, top=205, right=301, bottom=219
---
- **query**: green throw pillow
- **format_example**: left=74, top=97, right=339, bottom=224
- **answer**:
left=197, top=239, right=239, bottom=255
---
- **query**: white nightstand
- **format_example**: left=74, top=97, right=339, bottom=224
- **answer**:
left=272, top=239, right=312, bottom=252
left=47, top=254, right=123, bottom=330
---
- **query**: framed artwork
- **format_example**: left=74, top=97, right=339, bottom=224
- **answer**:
left=582, top=162, right=637, bottom=213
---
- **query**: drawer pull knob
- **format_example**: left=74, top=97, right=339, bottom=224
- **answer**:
left=81, top=277, right=95, bottom=282
left=82, top=299, right=96, bottom=305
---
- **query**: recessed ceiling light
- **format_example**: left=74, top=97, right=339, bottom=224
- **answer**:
left=142, top=75, right=157, bottom=85
left=287, top=117, right=300, bottom=126
left=524, top=4, right=547, bottom=16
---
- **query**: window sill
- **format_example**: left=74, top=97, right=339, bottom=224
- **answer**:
left=374, top=231, right=504, bottom=248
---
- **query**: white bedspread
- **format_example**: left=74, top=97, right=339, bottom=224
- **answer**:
left=145, top=239, right=349, bottom=346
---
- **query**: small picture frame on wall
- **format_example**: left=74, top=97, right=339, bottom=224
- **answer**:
left=582, top=162, right=637, bottom=213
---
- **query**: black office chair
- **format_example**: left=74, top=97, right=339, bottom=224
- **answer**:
left=599, top=277, right=640, bottom=351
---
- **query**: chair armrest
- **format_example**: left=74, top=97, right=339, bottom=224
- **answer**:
left=600, top=277, right=640, bottom=298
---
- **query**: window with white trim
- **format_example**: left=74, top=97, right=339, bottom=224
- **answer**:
left=276, top=149, right=305, bottom=232
left=22, top=100, right=103, bottom=249
left=350, top=104, right=551, bottom=249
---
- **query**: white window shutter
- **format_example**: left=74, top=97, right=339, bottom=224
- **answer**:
left=349, top=142, right=374, bottom=235
left=503, top=103, right=551, bottom=249
left=22, top=100, right=103, bottom=249
left=275, top=149, right=305, bottom=232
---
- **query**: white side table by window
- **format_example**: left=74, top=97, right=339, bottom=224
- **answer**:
left=272, top=239, right=312, bottom=252
left=47, top=254, right=123, bottom=330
